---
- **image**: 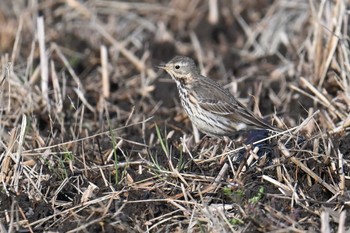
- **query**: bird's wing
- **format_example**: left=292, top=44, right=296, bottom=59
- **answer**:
left=191, top=79, right=274, bottom=129
left=199, top=98, right=274, bottom=129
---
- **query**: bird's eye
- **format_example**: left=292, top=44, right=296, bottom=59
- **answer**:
left=175, top=65, right=180, bottom=69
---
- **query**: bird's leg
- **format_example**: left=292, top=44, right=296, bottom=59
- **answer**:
left=194, top=134, right=212, bottom=151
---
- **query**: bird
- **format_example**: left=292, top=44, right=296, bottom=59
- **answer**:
left=157, top=56, right=280, bottom=137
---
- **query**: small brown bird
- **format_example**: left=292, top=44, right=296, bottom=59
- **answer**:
left=158, top=56, right=279, bottom=137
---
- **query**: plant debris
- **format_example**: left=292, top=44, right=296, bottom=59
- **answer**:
left=0, top=0, right=349, bottom=232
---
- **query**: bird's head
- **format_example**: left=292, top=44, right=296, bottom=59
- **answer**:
left=157, top=56, right=199, bottom=85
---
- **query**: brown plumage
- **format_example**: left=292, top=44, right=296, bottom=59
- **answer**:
left=158, top=56, right=279, bottom=136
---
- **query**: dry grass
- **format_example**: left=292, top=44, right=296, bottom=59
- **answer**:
left=0, top=0, right=349, bottom=232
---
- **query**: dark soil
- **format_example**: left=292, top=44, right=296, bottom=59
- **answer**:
left=0, top=1, right=349, bottom=232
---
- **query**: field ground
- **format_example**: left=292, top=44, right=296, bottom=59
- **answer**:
left=0, top=0, right=349, bottom=232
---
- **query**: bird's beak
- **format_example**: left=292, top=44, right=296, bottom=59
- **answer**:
left=156, top=64, right=167, bottom=70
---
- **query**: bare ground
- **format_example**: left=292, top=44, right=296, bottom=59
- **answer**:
left=0, top=0, right=349, bottom=232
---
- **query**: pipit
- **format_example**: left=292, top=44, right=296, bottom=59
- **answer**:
left=158, top=56, right=279, bottom=137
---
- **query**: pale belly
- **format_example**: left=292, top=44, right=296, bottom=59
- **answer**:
left=180, top=97, right=244, bottom=136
